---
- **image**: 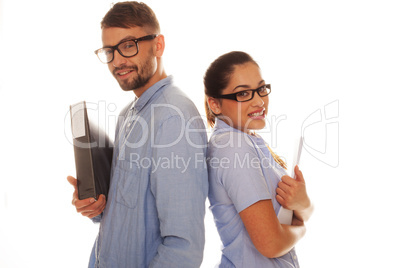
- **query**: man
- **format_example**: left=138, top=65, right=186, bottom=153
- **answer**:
left=67, top=2, right=208, bottom=267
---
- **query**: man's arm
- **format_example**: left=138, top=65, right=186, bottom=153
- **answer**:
left=149, top=115, right=208, bottom=268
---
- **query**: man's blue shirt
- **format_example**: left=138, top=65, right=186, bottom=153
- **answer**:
left=89, top=76, right=208, bottom=268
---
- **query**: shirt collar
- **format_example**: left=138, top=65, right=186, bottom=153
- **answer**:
left=213, top=118, right=241, bottom=134
left=213, top=118, right=266, bottom=145
left=131, top=75, right=174, bottom=112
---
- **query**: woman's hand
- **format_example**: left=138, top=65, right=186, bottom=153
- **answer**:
left=291, top=214, right=304, bottom=226
left=276, top=166, right=313, bottom=222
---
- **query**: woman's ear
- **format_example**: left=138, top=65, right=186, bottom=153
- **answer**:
left=207, top=97, right=221, bottom=115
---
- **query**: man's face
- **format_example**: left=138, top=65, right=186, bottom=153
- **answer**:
left=101, top=27, right=157, bottom=93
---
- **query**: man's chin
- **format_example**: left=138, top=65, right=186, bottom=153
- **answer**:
left=117, top=80, right=135, bottom=91
left=120, top=86, right=135, bottom=92
left=115, top=74, right=152, bottom=92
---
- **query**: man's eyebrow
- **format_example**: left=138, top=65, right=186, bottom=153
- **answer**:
left=120, top=35, right=137, bottom=42
left=103, top=36, right=137, bottom=48
left=232, top=80, right=265, bottom=92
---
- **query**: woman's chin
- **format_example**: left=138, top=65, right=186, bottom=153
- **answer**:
left=245, top=119, right=266, bottom=131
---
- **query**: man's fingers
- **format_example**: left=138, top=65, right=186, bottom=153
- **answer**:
left=67, top=176, right=77, bottom=187
left=84, top=207, right=105, bottom=219
left=85, top=200, right=106, bottom=217
left=68, top=176, right=80, bottom=206
left=74, top=197, right=97, bottom=210
left=76, top=195, right=106, bottom=213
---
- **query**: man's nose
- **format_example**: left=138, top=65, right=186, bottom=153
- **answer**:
left=111, top=50, right=127, bottom=67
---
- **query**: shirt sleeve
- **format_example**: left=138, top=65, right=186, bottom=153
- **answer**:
left=149, top=115, right=208, bottom=268
left=208, top=132, right=271, bottom=213
left=90, top=213, right=102, bottom=223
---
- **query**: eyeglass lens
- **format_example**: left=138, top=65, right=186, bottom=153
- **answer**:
left=236, top=85, right=270, bottom=102
left=98, top=40, right=138, bottom=63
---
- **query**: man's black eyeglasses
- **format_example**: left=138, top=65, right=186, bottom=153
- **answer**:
left=94, top=34, right=158, bottom=64
left=213, top=84, right=271, bottom=102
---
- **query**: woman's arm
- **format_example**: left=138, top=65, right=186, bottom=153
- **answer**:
left=276, top=166, right=314, bottom=222
left=239, top=199, right=306, bottom=258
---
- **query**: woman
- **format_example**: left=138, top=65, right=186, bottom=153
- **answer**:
left=205, top=51, right=313, bottom=267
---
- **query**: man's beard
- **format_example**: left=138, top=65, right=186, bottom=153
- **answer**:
left=113, top=50, right=155, bottom=91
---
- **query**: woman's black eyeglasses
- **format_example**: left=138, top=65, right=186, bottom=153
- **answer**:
left=213, top=84, right=271, bottom=102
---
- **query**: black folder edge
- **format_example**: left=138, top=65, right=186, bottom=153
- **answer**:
left=70, top=101, right=112, bottom=201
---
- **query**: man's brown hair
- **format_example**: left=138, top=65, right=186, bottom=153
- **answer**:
left=101, top=1, right=160, bottom=34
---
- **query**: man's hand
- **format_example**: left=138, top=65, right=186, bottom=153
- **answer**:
left=67, top=176, right=106, bottom=218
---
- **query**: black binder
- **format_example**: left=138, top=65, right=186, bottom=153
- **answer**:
left=70, top=101, right=113, bottom=200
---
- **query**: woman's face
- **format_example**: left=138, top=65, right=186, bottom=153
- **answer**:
left=214, top=62, right=269, bottom=133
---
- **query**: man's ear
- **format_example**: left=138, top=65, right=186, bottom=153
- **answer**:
left=207, top=97, right=221, bottom=115
left=154, top=34, right=165, bottom=57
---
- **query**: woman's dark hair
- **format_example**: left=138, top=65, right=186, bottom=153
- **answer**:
left=101, top=1, right=160, bottom=34
left=203, top=51, right=259, bottom=128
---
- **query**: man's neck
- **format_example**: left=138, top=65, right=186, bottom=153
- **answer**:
left=133, top=69, right=167, bottom=98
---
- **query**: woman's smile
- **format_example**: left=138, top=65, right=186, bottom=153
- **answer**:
left=248, top=108, right=266, bottom=119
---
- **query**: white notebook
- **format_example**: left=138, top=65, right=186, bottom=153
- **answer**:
left=277, top=137, right=303, bottom=225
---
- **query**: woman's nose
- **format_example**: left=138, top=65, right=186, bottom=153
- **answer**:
left=251, top=92, right=265, bottom=107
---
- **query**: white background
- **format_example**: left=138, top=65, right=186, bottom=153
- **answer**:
left=1, top=0, right=401, bottom=267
